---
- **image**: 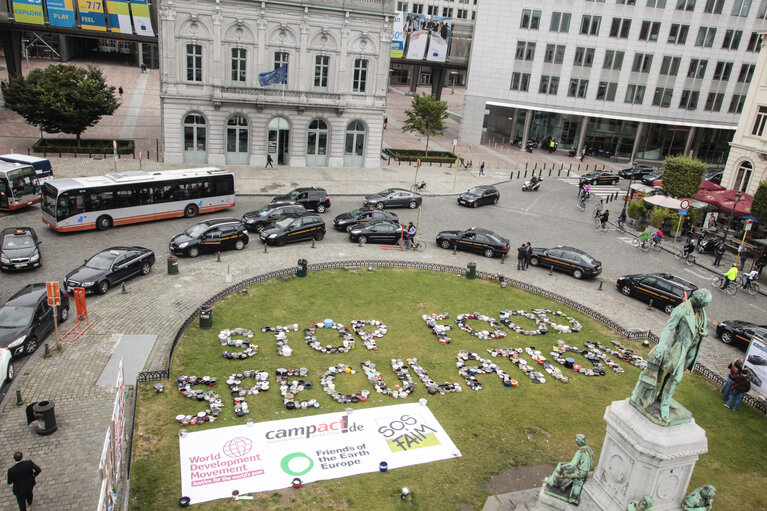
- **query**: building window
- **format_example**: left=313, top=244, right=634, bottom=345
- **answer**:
left=676, top=0, right=696, bottom=10
left=704, top=0, right=725, bottom=12
left=472, top=11, right=476, bottom=19
left=729, top=94, right=746, bottom=113
left=549, top=12, right=571, bottom=32
left=231, top=48, right=246, bottom=84
left=596, top=81, right=618, bottom=101
left=652, top=87, right=673, bottom=107
left=396, top=1, right=407, bottom=10
left=704, top=93, right=725, bottom=112
left=738, top=63, right=755, bottom=83
left=647, top=0, right=667, bottom=6
left=580, top=15, right=601, bottom=35
left=687, top=59, right=707, bottom=79
left=679, top=90, right=699, bottom=110
left=274, top=51, right=289, bottom=84
left=510, top=72, right=531, bottom=91
left=747, top=32, right=763, bottom=51
left=712, top=61, right=733, bottom=80
left=442, top=7, right=453, bottom=16
left=625, top=84, right=645, bottom=104
left=639, top=21, right=660, bottom=41
left=610, top=18, right=631, bottom=38
left=345, top=120, right=366, bottom=158
left=722, top=29, right=742, bottom=50
left=603, top=50, right=625, bottom=70
left=538, top=75, right=559, bottom=95
left=456, top=9, right=468, bottom=19
left=183, top=113, right=206, bottom=152
left=412, top=3, right=423, bottom=12
left=733, top=161, right=753, bottom=192
left=567, top=78, right=589, bottom=98
left=515, top=41, right=536, bottom=61
left=758, top=0, right=767, bottom=17
left=631, top=53, right=653, bottom=73
left=617, top=0, right=636, bottom=4
left=520, top=9, right=541, bottom=29
left=668, top=24, right=689, bottom=44
left=696, top=27, right=716, bottom=47
left=731, top=0, right=751, bottom=16
left=544, top=44, right=566, bottom=64
left=660, top=55, right=681, bottom=75
left=314, top=55, right=329, bottom=90
left=427, top=5, right=437, bottom=14
left=186, top=44, right=202, bottom=82
left=573, top=47, right=595, bottom=67
left=352, top=59, right=368, bottom=93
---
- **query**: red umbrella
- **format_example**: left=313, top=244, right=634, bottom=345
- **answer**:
left=697, top=189, right=754, bottom=215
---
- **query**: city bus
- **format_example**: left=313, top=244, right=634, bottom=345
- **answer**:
left=0, top=154, right=54, bottom=182
left=0, top=161, right=41, bottom=211
left=40, top=167, right=236, bottom=232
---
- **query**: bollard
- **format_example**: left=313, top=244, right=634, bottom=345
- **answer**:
left=549, top=265, right=553, bottom=275
left=525, top=162, right=528, bottom=170
left=16, top=390, right=24, bottom=406
left=200, top=306, right=213, bottom=329
left=44, top=343, right=51, bottom=358
left=548, top=168, right=552, bottom=176
left=263, top=242, right=268, bottom=253
left=558, top=168, right=561, bottom=176
left=311, top=238, right=316, bottom=248
left=358, top=237, right=363, bottom=247
left=121, top=282, right=127, bottom=294
left=568, top=166, right=571, bottom=176
left=598, top=280, right=603, bottom=291
left=452, top=244, right=457, bottom=255
left=466, top=262, right=477, bottom=280
left=524, top=170, right=528, bottom=178
left=500, top=253, right=505, bottom=265
left=167, top=255, right=179, bottom=275
left=216, top=251, right=221, bottom=262
left=647, top=299, right=653, bottom=310
left=517, top=171, right=520, bottom=179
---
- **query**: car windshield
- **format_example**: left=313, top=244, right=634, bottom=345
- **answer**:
left=467, top=187, right=484, bottom=195
left=349, top=208, right=365, bottom=217
left=275, top=217, right=295, bottom=228
left=2, top=234, right=34, bottom=249
left=0, top=305, right=34, bottom=328
left=86, top=252, right=117, bottom=270
left=287, top=190, right=302, bottom=199
left=253, top=206, right=272, bottom=214
left=378, top=189, right=395, bottom=197
left=185, top=224, right=209, bottom=238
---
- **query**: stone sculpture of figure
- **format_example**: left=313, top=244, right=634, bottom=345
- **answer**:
left=627, top=496, right=654, bottom=510
left=682, top=485, right=716, bottom=511
left=544, top=434, right=594, bottom=504
left=630, top=289, right=712, bottom=424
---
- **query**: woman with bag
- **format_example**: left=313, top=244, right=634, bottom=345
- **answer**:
left=725, top=367, right=751, bottom=411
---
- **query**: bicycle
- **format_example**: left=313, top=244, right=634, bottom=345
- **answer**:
left=632, top=238, right=651, bottom=253
left=651, top=239, right=663, bottom=252
left=741, top=278, right=760, bottom=296
left=711, top=275, right=738, bottom=295
left=399, top=237, right=426, bottom=252
left=674, top=250, right=696, bottom=266
left=410, top=181, right=427, bottom=193
left=593, top=217, right=608, bottom=231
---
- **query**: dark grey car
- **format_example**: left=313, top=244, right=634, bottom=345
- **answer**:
left=0, top=283, right=70, bottom=358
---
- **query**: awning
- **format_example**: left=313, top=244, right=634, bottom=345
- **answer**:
left=699, top=180, right=725, bottom=191
left=630, top=183, right=658, bottom=194
left=693, top=189, right=754, bottom=216
left=643, top=195, right=706, bottom=209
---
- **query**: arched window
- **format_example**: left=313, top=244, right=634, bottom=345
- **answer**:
left=344, top=120, right=366, bottom=166
left=733, top=161, right=753, bottom=192
left=226, top=115, right=249, bottom=164
left=183, top=113, right=207, bottom=163
left=307, top=119, right=328, bottom=165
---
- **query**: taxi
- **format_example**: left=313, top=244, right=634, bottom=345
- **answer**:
left=260, top=215, right=326, bottom=246
left=616, top=273, right=698, bottom=314
left=0, top=227, right=42, bottom=271
left=579, top=171, right=620, bottom=186
left=436, top=227, right=510, bottom=258
left=169, top=218, right=249, bottom=257
left=528, top=246, right=601, bottom=279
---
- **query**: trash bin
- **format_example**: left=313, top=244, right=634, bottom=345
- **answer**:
left=297, top=259, right=308, bottom=278
left=25, top=400, right=57, bottom=435
left=200, top=306, right=213, bottom=329
left=167, top=255, right=179, bottom=275
left=466, top=262, right=477, bottom=280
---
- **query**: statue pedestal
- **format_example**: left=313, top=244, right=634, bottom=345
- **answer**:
left=576, top=399, right=707, bottom=511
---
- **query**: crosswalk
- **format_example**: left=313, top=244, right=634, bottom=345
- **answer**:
left=561, top=177, right=626, bottom=201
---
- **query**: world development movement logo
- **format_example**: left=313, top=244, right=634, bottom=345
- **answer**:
left=223, top=437, right=253, bottom=458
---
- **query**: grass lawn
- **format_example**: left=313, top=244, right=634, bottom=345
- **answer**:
left=129, top=268, right=767, bottom=510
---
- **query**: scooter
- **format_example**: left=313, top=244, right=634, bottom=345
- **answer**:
left=522, top=176, right=543, bottom=191
left=525, top=140, right=535, bottom=153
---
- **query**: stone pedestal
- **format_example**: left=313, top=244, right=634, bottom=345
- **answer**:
left=577, top=399, right=707, bottom=511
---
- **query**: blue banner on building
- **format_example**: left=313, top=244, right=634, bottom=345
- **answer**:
left=258, top=65, right=287, bottom=87
left=47, top=0, right=77, bottom=27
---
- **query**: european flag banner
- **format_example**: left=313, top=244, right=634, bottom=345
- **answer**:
left=258, top=65, right=287, bottom=86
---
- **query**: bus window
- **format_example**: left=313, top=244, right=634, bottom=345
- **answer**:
left=86, top=190, right=114, bottom=211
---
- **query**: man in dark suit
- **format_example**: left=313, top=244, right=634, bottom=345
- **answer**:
left=7, top=451, right=41, bottom=511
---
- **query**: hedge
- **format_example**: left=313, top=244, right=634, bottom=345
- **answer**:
left=383, top=148, right=459, bottom=164
left=32, top=138, right=135, bottom=155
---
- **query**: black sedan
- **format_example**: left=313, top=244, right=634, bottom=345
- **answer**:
left=363, top=188, right=422, bottom=209
left=528, top=246, right=602, bottom=279
left=616, top=273, right=697, bottom=314
left=0, top=227, right=42, bottom=271
left=716, top=320, right=767, bottom=347
left=348, top=220, right=405, bottom=244
left=436, top=227, right=510, bottom=258
left=64, top=246, right=155, bottom=295
left=457, top=186, right=500, bottom=208
left=242, top=204, right=308, bottom=232
left=333, top=208, right=399, bottom=231
left=260, top=215, right=325, bottom=246
left=579, top=171, right=620, bottom=186
left=0, top=283, right=70, bottom=358
left=618, top=166, right=657, bottom=179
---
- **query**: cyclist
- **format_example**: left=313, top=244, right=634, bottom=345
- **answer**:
left=721, top=263, right=738, bottom=290
left=578, top=189, right=587, bottom=209
left=742, top=269, right=759, bottom=290
left=652, top=229, right=664, bottom=247
left=584, top=184, right=591, bottom=199
left=600, top=209, right=610, bottom=230
left=617, top=210, right=626, bottom=230
left=683, top=239, right=696, bottom=259
left=594, top=199, right=604, bottom=219
left=639, top=228, right=650, bottom=248
left=405, top=222, right=416, bottom=249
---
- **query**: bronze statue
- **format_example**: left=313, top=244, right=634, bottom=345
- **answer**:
left=627, top=496, right=654, bottom=510
left=682, top=485, right=715, bottom=511
left=544, top=434, right=594, bottom=505
left=630, top=289, right=712, bottom=424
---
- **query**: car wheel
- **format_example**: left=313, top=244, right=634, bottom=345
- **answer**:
left=188, top=247, right=200, bottom=258
left=621, top=285, right=632, bottom=296
left=440, top=239, right=451, bottom=249
left=97, top=280, right=110, bottom=295
left=572, top=269, right=584, bottom=279
left=664, top=303, right=674, bottom=314
left=408, top=200, right=418, bottom=209
left=25, top=337, right=39, bottom=355
left=314, top=231, right=325, bottom=241
left=358, top=236, right=367, bottom=245
left=529, top=256, right=540, bottom=267
left=234, top=240, right=245, bottom=250
left=720, top=331, right=733, bottom=344
left=141, top=262, right=152, bottom=275
left=6, top=362, right=14, bottom=382
left=59, top=306, right=69, bottom=322
left=483, top=248, right=494, bottom=258
left=276, top=237, right=287, bottom=247
left=472, top=202, right=478, bottom=208
left=316, top=204, right=326, bottom=213
left=96, top=215, right=112, bottom=231
left=376, top=202, right=385, bottom=210
left=184, top=204, right=199, bottom=218
left=612, top=178, right=618, bottom=185
left=255, top=223, right=266, bottom=233
left=493, top=197, right=499, bottom=204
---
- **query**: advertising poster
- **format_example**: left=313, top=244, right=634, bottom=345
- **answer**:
left=396, top=13, right=453, bottom=62
left=743, top=336, right=767, bottom=395
left=391, top=11, right=405, bottom=59
left=12, top=0, right=45, bottom=25
left=129, top=0, right=155, bottom=36
left=106, top=0, right=132, bottom=33
left=77, top=0, right=107, bottom=31
left=179, top=403, right=461, bottom=504
left=403, top=12, right=429, bottom=60
left=46, top=0, right=77, bottom=28
left=425, top=15, right=452, bottom=62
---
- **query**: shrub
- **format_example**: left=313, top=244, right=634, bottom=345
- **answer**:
left=627, top=198, right=648, bottom=219
left=32, top=138, right=135, bottom=155
left=650, top=207, right=671, bottom=228
left=383, top=148, right=458, bottom=164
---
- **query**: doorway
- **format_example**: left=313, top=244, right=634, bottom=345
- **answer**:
left=267, top=117, right=290, bottom=165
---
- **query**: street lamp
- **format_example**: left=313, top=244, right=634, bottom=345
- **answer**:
left=621, top=162, right=636, bottom=217
left=721, top=191, right=743, bottom=246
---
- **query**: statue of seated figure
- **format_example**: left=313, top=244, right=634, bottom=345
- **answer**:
left=544, top=434, right=594, bottom=505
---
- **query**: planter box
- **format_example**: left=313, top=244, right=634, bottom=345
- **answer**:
left=627, top=217, right=639, bottom=226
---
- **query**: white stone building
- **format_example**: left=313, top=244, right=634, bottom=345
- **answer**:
left=158, top=0, right=394, bottom=167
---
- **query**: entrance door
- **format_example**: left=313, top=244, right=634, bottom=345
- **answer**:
left=306, top=119, right=328, bottom=166
left=183, top=113, right=208, bottom=163
left=267, top=117, right=290, bottom=165
left=226, top=115, right=250, bottom=164
left=344, top=120, right=366, bottom=167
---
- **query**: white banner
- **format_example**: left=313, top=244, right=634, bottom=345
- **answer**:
left=179, top=403, right=460, bottom=504
left=744, top=336, right=767, bottom=395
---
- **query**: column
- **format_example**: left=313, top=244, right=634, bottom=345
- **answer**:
left=576, top=115, right=589, bottom=156
left=630, top=122, right=645, bottom=163
left=409, top=65, right=420, bottom=94
left=510, top=109, right=519, bottom=141
left=684, top=127, right=697, bottom=156
left=520, top=110, right=533, bottom=152
left=0, top=29, right=23, bottom=77
left=431, top=68, right=445, bottom=100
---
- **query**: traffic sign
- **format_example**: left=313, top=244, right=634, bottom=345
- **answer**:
left=46, top=281, right=61, bottom=306
left=745, top=219, right=754, bottom=231
left=680, top=208, right=688, bottom=215
left=680, top=199, right=690, bottom=209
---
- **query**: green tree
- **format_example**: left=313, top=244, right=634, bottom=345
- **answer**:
left=753, top=181, right=767, bottom=225
left=401, top=92, right=448, bottom=157
left=660, top=155, right=707, bottom=198
left=1, top=64, right=119, bottom=146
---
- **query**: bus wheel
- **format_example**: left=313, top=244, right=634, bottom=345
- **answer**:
left=96, top=215, right=112, bottom=231
left=184, top=204, right=199, bottom=218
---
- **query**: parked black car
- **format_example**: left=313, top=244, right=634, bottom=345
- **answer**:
left=436, top=227, right=510, bottom=258
left=579, top=171, right=620, bottom=186
left=618, top=166, right=657, bottom=179
left=715, top=320, right=767, bottom=347
left=260, top=215, right=325, bottom=246
left=241, top=204, right=308, bottom=232
left=616, top=273, right=698, bottom=314
left=348, top=220, right=405, bottom=244
left=363, top=188, right=422, bottom=209
left=64, top=246, right=156, bottom=295
left=704, top=168, right=723, bottom=185
left=528, top=246, right=602, bottom=279
left=333, top=208, right=399, bottom=231
left=169, top=218, right=249, bottom=258
left=641, top=170, right=665, bottom=186
left=270, top=187, right=331, bottom=213
left=0, top=227, right=42, bottom=271
left=0, top=283, right=70, bottom=358
left=457, top=185, right=500, bottom=208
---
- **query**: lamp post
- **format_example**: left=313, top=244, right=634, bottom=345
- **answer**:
left=621, top=161, right=636, bottom=218
left=721, top=191, right=743, bottom=246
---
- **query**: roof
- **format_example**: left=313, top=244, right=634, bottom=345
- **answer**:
left=43, top=167, right=231, bottom=191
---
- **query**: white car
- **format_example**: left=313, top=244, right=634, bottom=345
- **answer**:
left=0, top=347, right=13, bottom=388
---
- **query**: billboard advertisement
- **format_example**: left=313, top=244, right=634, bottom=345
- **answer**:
left=12, top=0, right=45, bottom=25
left=46, top=0, right=76, bottom=28
left=392, top=11, right=452, bottom=63
left=744, top=336, right=767, bottom=395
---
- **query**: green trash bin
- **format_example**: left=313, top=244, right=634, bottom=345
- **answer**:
left=466, top=262, right=477, bottom=280
left=200, top=306, right=213, bottom=329
left=297, top=259, right=308, bottom=278
left=167, top=255, right=179, bottom=275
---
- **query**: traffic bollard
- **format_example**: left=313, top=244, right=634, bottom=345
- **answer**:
left=216, top=251, right=221, bottom=262
left=121, top=282, right=127, bottom=294
left=44, top=343, right=51, bottom=358
left=263, top=242, right=268, bottom=253
left=549, top=265, right=553, bottom=275
left=647, top=299, right=653, bottom=310
left=598, top=281, right=603, bottom=291
left=16, top=390, right=24, bottom=406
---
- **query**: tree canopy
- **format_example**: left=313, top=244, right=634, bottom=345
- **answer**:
left=660, top=155, right=707, bottom=198
left=401, top=92, right=448, bottom=157
left=1, top=64, right=119, bottom=145
left=753, top=181, right=767, bottom=225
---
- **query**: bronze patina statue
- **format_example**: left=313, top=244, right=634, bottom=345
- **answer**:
left=682, top=485, right=715, bottom=511
left=544, top=434, right=594, bottom=505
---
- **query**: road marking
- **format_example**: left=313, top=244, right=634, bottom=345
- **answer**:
left=749, top=303, right=767, bottom=313
left=683, top=268, right=712, bottom=280
left=617, top=236, right=635, bottom=245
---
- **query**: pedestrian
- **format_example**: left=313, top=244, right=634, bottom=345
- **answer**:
left=721, top=358, right=743, bottom=401
left=738, top=246, right=750, bottom=271
left=516, top=243, right=526, bottom=271
left=713, top=242, right=725, bottom=267
left=580, top=147, right=586, bottom=162
left=7, top=451, right=41, bottom=511
left=118, top=85, right=123, bottom=98
left=594, top=199, right=603, bottom=219
left=578, top=180, right=584, bottom=198
left=265, top=154, right=274, bottom=169
left=524, top=242, right=532, bottom=270
left=755, top=252, right=767, bottom=275
left=479, top=162, right=485, bottom=176
left=725, top=366, right=752, bottom=411
left=140, top=63, right=147, bottom=74
left=383, top=115, right=388, bottom=130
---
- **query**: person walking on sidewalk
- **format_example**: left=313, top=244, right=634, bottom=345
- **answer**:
left=713, top=242, right=725, bottom=267
left=266, top=154, right=274, bottom=169
left=118, top=85, right=123, bottom=99
left=7, top=451, right=41, bottom=511
left=738, top=246, right=751, bottom=271
left=479, top=162, right=485, bottom=176
left=383, top=115, right=388, bottom=130
left=524, top=242, right=532, bottom=270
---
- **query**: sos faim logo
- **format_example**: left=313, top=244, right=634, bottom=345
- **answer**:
left=377, top=414, right=439, bottom=452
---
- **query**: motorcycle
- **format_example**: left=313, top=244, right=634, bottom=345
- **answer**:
left=697, top=234, right=719, bottom=253
left=525, top=140, right=535, bottom=153
left=522, top=176, right=543, bottom=192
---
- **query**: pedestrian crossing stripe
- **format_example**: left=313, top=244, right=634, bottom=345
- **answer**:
left=560, top=178, right=625, bottom=198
